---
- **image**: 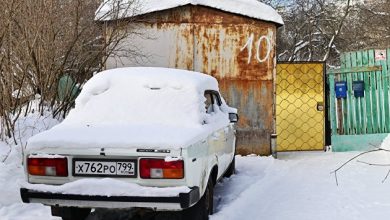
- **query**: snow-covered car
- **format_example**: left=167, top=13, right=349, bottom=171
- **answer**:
left=20, top=67, right=238, bottom=220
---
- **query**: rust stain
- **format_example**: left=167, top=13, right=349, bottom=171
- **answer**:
left=218, top=79, right=273, bottom=128
left=191, top=6, right=262, bottom=25
left=237, top=115, right=250, bottom=128
left=138, top=5, right=193, bottom=24
left=185, top=25, right=194, bottom=70
left=218, top=79, right=274, bottom=156
left=193, top=25, right=275, bottom=81
left=236, top=129, right=271, bottom=156
left=235, top=25, right=275, bottom=81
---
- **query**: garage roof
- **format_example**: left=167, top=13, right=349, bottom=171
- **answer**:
left=96, top=0, right=284, bottom=25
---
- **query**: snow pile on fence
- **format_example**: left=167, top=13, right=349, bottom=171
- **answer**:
left=96, top=0, right=284, bottom=25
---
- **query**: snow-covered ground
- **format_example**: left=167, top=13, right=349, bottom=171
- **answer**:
left=2, top=98, right=390, bottom=219
left=3, top=144, right=390, bottom=219
left=0, top=100, right=61, bottom=220
left=213, top=151, right=390, bottom=220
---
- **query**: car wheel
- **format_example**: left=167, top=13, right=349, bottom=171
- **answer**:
left=155, top=211, right=182, bottom=220
left=205, top=178, right=214, bottom=216
left=223, top=156, right=235, bottom=178
left=183, top=178, right=214, bottom=220
left=52, top=207, right=91, bottom=220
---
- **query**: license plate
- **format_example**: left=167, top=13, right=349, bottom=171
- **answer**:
left=73, top=159, right=137, bottom=177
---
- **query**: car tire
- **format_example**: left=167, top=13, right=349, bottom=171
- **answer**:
left=204, top=178, right=214, bottom=216
left=154, top=211, right=181, bottom=220
left=183, top=178, right=214, bottom=220
left=223, top=156, right=235, bottom=178
left=52, top=207, right=91, bottom=220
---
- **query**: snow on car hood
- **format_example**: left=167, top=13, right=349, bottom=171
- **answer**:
left=26, top=67, right=234, bottom=152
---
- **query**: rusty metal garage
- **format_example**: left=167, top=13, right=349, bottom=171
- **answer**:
left=98, top=0, right=284, bottom=155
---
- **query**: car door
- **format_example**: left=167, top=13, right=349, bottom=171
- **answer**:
left=205, top=91, right=230, bottom=176
left=212, top=92, right=235, bottom=171
left=224, top=122, right=236, bottom=161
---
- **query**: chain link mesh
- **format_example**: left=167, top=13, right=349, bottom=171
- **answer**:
left=276, top=63, right=325, bottom=151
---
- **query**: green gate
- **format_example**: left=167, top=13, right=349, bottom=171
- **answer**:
left=328, top=49, right=390, bottom=151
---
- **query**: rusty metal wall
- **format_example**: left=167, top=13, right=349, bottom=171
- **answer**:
left=105, top=5, right=278, bottom=155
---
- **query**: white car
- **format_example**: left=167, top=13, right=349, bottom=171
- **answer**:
left=21, top=67, right=238, bottom=220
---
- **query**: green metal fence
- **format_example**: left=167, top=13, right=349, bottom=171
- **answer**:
left=328, top=49, right=390, bottom=151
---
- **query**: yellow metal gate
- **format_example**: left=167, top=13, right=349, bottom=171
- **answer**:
left=276, top=63, right=325, bottom=151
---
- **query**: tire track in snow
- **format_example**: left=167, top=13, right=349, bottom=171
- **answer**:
left=213, top=156, right=293, bottom=215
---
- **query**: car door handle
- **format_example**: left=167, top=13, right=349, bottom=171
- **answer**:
left=224, top=127, right=230, bottom=135
left=211, top=132, right=220, bottom=140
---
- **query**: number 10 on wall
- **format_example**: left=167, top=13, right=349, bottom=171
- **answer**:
left=240, top=33, right=272, bottom=64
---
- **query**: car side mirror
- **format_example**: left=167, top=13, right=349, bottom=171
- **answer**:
left=229, top=113, right=239, bottom=123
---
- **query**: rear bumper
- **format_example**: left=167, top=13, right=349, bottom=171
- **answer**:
left=20, top=187, right=200, bottom=211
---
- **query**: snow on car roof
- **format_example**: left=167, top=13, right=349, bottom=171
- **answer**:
left=66, top=67, right=218, bottom=126
left=26, top=67, right=232, bottom=151
left=96, top=0, right=284, bottom=25
left=77, top=67, right=219, bottom=99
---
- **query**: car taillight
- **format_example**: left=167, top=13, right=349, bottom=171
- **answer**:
left=140, top=158, right=184, bottom=179
left=27, top=158, right=68, bottom=177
